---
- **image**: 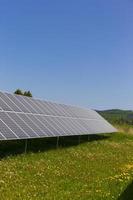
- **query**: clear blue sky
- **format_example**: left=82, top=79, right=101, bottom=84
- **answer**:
left=0, top=0, right=133, bottom=110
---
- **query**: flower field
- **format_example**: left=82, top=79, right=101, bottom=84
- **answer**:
left=0, top=130, right=133, bottom=200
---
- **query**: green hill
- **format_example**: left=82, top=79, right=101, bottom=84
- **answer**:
left=98, top=109, right=133, bottom=125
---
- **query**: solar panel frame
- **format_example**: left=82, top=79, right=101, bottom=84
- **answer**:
left=0, top=92, right=21, bottom=112
left=0, top=117, right=18, bottom=139
left=0, top=112, right=29, bottom=139
left=7, top=112, right=39, bottom=138
left=39, top=116, right=63, bottom=136
left=0, top=132, right=6, bottom=140
left=5, top=93, right=30, bottom=113
left=35, top=100, right=52, bottom=115
left=56, top=118, right=77, bottom=135
left=15, top=95, right=37, bottom=113
left=23, top=97, right=43, bottom=114
left=0, top=96, right=13, bottom=111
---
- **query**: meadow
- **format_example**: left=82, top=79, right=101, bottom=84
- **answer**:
left=0, top=126, right=133, bottom=200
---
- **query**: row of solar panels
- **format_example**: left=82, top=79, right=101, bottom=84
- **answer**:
left=0, top=91, right=117, bottom=141
left=0, top=111, right=115, bottom=140
left=0, top=92, right=102, bottom=119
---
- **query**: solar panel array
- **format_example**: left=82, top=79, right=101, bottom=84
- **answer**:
left=0, top=91, right=116, bottom=140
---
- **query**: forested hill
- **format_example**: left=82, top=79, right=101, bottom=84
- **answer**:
left=97, top=109, right=133, bottom=125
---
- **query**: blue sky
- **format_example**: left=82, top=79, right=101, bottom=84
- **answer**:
left=0, top=0, right=133, bottom=110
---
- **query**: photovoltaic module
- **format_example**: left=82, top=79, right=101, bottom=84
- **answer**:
left=0, top=91, right=117, bottom=140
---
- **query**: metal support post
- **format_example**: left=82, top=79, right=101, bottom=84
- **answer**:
left=24, top=139, right=28, bottom=154
left=56, top=137, right=59, bottom=149
left=78, top=135, right=81, bottom=144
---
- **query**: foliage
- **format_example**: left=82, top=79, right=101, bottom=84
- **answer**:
left=14, top=89, right=33, bottom=98
left=24, top=91, right=32, bottom=97
left=0, top=130, right=133, bottom=199
left=98, top=109, right=133, bottom=125
left=14, top=89, right=23, bottom=95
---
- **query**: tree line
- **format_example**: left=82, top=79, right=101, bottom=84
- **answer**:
left=98, top=110, right=133, bottom=126
left=14, top=89, right=32, bottom=97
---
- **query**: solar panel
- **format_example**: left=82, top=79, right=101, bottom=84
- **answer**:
left=0, top=91, right=117, bottom=141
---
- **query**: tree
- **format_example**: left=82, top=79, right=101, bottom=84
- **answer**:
left=24, top=91, right=33, bottom=97
left=14, top=89, right=33, bottom=97
left=14, top=89, right=23, bottom=95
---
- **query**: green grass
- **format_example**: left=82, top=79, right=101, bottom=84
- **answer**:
left=0, top=130, right=133, bottom=200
